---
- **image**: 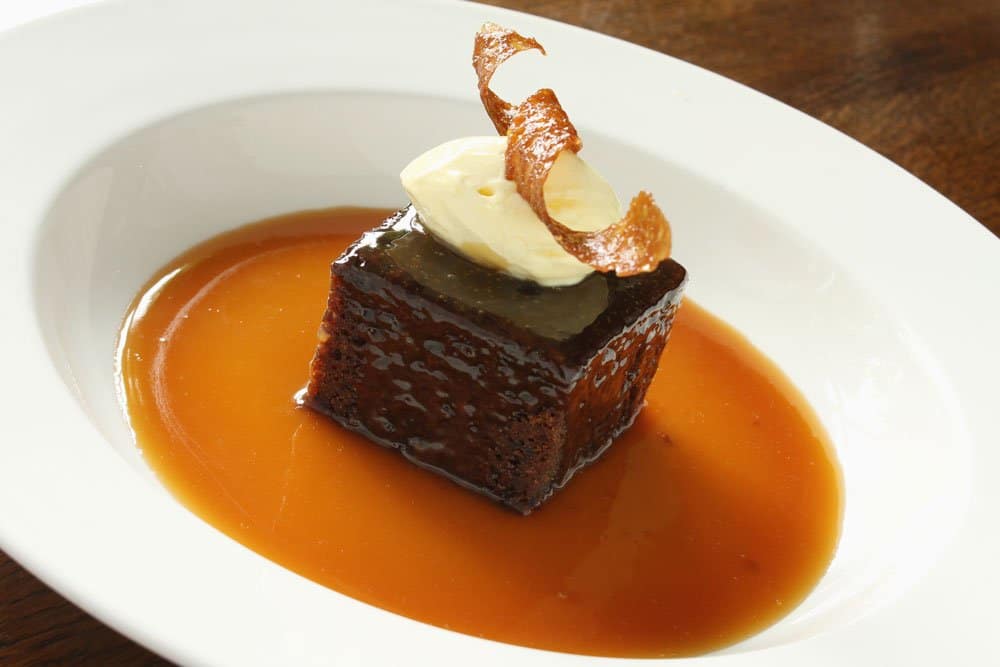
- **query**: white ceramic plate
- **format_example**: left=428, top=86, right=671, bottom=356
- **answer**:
left=1, top=1, right=998, bottom=665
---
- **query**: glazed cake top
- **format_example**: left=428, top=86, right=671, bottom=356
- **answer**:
left=335, top=207, right=686, bottom=374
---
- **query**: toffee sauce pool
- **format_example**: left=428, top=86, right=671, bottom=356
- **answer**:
left=118, top=207, right=842, bottom=658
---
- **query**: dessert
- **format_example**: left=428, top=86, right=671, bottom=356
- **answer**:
left=116, top=24, right=843, bottom=658
left=304, top=24, right=688, bottom=512
left=118, top=206, right=842, bottom=658
left=305, top=207, right=685, bottom=512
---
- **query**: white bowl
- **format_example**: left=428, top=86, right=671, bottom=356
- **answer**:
left=1, top=1, right=998, bottom=665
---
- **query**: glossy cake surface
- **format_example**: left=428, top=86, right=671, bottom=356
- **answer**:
left=305, top=207, right=687, bottom=512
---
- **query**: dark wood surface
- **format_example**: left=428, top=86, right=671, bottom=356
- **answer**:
left=2, top=1, right=997, bottom=665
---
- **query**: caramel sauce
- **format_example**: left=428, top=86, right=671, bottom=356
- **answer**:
left=118, top=207, right=842, bottom=658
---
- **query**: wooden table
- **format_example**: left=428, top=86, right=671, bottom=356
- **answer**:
left=1, top=1, right=997, bottom=664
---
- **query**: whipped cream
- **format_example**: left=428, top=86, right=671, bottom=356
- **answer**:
left=399, top=136, right=620, bottom=287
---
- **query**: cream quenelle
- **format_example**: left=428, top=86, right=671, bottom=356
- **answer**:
left=400, top=136, right=621, bottom=287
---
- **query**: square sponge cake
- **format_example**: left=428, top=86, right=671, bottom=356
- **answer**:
left=305, top=206, right=687, bottom=514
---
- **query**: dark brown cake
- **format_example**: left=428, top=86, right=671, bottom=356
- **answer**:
left=305, top=206, right=686, bottom=513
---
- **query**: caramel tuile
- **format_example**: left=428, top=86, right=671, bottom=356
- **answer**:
left=472, top=22, right=545, bottom=135
left=472, top=24, right=671, bottom=276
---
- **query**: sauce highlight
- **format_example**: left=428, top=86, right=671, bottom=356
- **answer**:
left=118, top=207, right=842, bottom=658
